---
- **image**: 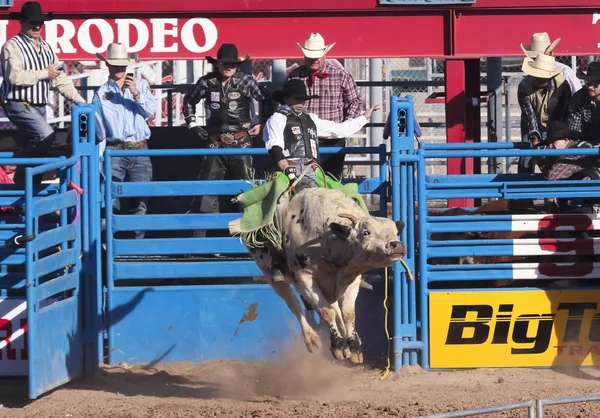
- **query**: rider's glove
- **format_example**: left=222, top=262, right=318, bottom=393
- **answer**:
left=284, top=166, right=299, bottom=181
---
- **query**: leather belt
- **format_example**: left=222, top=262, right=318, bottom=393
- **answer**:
left=209, top=131, right=249, bottom=146
left=287, top=158, right=315, bottom=165
left=106, top=139, right=148, bottom=150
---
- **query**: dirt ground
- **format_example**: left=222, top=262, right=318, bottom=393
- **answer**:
left=2, top=345, right=600, bottom=418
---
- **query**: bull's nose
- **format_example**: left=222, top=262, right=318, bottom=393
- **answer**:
left=389, top=241, right=406, bottom=256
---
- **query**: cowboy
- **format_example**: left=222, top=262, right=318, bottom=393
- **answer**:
left=287, top=33, right=362, bottom=180
left=517, top=53, right=572, bottom=173
left=521, top=33, right=581, bottom=94
left=183, top=44, right=266, bottom=240
left=93, top=43, right=156, bottom=239
left=567, top=62, right=600, bottom=144
left=263, top=78, right=378, bottom=282
left=1, top=1, right=85, bottom=185
left=265, top=79, right=379, bottom=194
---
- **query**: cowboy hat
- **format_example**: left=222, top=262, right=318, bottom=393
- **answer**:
left=521, top=32, right=561, bottom=58
left=543, top=121, right=585, bottom=145
left=9, top=1, right=53, bottom=22
left=206, top=44, right=250, bottom=66
left=96, top=43, right=136, bottom=66
left=273, top=79, right=319, bottom=103
left=296, top=33, right=335, bottom=59
left=577, top=61, right=600, bottom=82
left=521, top=53, right=563, bottom=79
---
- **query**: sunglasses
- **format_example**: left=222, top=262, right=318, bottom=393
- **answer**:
left=586, top=81, right=600, bottom=88
left=27, top=20, right=44, bottom=27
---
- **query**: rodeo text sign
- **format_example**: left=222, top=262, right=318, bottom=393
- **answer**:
left=429, top=290, right=600, bottom=368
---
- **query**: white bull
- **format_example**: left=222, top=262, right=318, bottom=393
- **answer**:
left=247, top=188, right=405, bottom=363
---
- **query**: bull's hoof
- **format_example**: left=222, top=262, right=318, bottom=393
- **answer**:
left=330, top=335, right=347, bottom=361
left=303, top=330, right=322, bottom=353
left=348, top=335, right=363, bottom=364
left=350, top=352, right=364, bottom=364
left=343, top=346, right=352, bottom=359
left=332, top=348, right=346, bottom=360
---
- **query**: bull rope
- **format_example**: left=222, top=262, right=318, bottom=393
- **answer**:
left=380, top=259, right=414, bottom=381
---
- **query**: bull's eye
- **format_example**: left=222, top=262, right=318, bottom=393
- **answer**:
left=363, top=230, right=370, bottom=236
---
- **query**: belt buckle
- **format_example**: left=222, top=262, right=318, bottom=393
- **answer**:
left=220, top=133, right=235, bottom=145
left=123, top=142, right=137, bottom=150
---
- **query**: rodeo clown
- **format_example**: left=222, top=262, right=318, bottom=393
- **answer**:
left=264, top=79, right=379, bottom=193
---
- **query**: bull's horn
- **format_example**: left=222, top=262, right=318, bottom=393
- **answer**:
left=338, top=213, right=359, bottom=225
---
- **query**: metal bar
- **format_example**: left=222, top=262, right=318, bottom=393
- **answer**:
left=105, top=151, right=116, bottom=365
left=113, top=260, right=263, bottom=279
left=29, top=156, right=79, bottom=176
left=420, top=400, right=535, bottom=418
left=417, top=149, right=430, bottom=370
left=24, top=167, right=36, bottom=399
left=536, top=394, right=600, bottom=418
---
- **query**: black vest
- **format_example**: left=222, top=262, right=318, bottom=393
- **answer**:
left=278, top=108, right=318, bottom=160
left=205, top=72, right=251, bottom=134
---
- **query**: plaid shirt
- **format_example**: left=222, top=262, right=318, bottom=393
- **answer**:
left=567, top=89, right=600, bottom=143
left=537, top=140, right=597, bottom=180
left=287, top=62, right=361, bottom=125
left=182, top=71, right=265, bottom=125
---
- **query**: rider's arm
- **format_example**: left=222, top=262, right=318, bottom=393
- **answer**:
left=310, top=112, right=368, bottom=139
left=517, top=82, right=541, bottom=143
left=263, top=112, right=288, bottom=165
left=182, top=76, right=208, bottom=127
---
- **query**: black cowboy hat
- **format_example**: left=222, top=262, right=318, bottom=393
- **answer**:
left=206, top=44, right=249, bottom=66
left=577, top=61, right=600, bottom=82
left=544, top=121, right=585, bottom=144
left=9, top=1, right=53, bottom=22
left=272, top=79, right=320, bottom=104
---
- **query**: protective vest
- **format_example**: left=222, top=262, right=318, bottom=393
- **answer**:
left=278, top=108, right=318, bottom=160
left=205, top=72, right=251, bottom=134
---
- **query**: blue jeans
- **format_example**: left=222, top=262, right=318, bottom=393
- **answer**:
left=109, top=146, right=153, bottom=239
left=3, top=100, right=55, bottom=151
left=4, top=100, right=57, bottom=187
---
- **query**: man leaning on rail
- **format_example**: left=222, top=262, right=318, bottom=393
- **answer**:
left=94, top=43, right=156, bottom=240
left=182, top=43, right=267, bottom=241
left=0, top=1, right=85, bottom=186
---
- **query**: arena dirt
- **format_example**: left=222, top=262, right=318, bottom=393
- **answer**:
left=2, top=341, right=600, bottom=418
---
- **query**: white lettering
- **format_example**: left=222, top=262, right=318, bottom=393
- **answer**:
left=594, top=13, right=600, bottom=48
left=180, top=18, right=218, bottom=53
left=0, top=20, right=8, bottom=46
left=150, top=18, right=178, bottom=53
left=116, top=19, right=150, bottom=53
left=78, top=19, right=114, bottom=53
left=45, top=19, right=76, bottom=54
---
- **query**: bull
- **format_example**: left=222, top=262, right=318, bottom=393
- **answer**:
left=245, top=188, right=405, bottom=363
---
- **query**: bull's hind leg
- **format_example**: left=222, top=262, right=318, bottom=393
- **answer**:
left=293, top=272, right=348, bottom=361
left=271, top=281, right=322, bottom=353
left=339, top=276, right=363, bottom=364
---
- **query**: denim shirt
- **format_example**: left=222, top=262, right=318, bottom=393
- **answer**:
left=93, top=77, right=155, bottom=143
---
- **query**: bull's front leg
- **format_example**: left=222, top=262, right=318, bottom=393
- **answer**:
left=294, top=272, right=348, bottom=361
left=338, top=276, right=363, bottom=364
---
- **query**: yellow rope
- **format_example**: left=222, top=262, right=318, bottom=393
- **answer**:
left=380, top=259, right=415, bottom=381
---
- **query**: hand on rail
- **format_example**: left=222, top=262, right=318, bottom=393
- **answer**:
left=45, top=65, right=61, bottom=80
left=364, top=104, right=381, bottom=119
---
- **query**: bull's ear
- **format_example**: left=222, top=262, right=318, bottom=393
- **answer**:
left=395, top=220, right=405, bottom=236
left=330, top=223, right=352, bottom=241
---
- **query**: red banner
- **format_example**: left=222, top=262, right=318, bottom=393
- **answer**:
left=0, top=14, right=448, bottom=61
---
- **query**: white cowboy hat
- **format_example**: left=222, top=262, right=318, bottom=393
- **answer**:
left=296, top=33, right=335, bottom=59
left=521, top=53, right=564, bottom=79
left=521, top=32, right=561, bottom=58
left=96, top=43, right=136, bottom=66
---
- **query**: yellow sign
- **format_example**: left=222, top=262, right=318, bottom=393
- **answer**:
left=430, top=290, right=600, bottom=368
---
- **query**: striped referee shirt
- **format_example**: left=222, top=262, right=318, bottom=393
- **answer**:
left=0, top=32, right=84, bottom=105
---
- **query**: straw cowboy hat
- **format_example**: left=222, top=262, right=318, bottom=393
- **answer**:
left=521, top=32, right=561, bottom=58
left=521, top=53, right=563, bottom=79
left=296, top=33, right=335, bottom=59
left=577, top=61, right=600, bottom=82
left=272, top=79, right=320, bottom=103
left=206, top=44, right=249, bottom=66
left=96, top=43, right=136, bottom=66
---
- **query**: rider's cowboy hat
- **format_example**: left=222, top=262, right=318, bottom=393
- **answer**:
left=577, top=61, right=600, bottom=82
left=544, top=121, right=585, bottom=145
left=9, top=1, right=53, bottom=21
left=296, top=33, right=335, bottom=59
left=206, top=44, right=250, bottom=66
left=272, top=79, right=320, bottom=104
left=521, top=32, right=561, bottom=58
left=521, top=53, right=563, bottom=79
left=96, top=43, right=136, bottom=66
